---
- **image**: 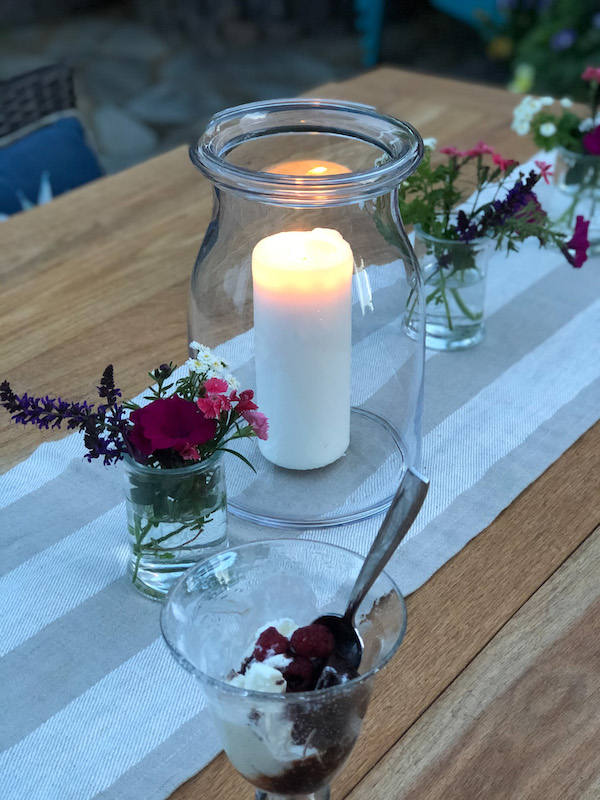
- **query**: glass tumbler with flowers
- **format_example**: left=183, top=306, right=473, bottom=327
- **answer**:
left=395, top=141, right=589, bottom=350
left=0, top=343, right=268, bottom=599
left=512, top=65, right=600, bottom=250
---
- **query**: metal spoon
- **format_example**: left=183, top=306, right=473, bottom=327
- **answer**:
left=313, top=466, right=429, bottom=674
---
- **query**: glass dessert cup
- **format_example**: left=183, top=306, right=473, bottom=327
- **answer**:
left=161, top=539, right=407, bottom=800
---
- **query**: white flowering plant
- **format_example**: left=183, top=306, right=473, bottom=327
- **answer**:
left=512, top=66, right=600, bottom=155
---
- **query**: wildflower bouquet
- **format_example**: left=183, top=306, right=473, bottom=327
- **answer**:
left=511, top=66, right=600, bottom=153
left=512, top=66, right=600, bottom=238
left=392, top=140, right=589, bottom=347
left=0, top=342, right=268, bottom=469
left=0, top=344, right=268, bottom=594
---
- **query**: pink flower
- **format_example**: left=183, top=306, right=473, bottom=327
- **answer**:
left=204, top=377, right=229, bottom=394
left=241, top=409, right=269, bottom=440
left=565, top=216, right=590, bottom=268
left=196, top=377, right=231, bottom=419
left=439, top=146, right=468, bottom=157
left=493, top=153, right=518, bottom=172
left=128, top=396, right=217, bottom=457
left=582, top=124, right=600, bottom=155
left=534, top=160, right=554, bottom=184
left=467, top=141, right=495, bottom=157
left=178, top=443, right=201, bottom=461
left=581, top=66, right=600, bottom=83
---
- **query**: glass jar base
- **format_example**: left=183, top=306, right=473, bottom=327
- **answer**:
left=403, top=319, right=485, bottom=351
left=227, top=408, right=409, bottom=529
left=130, top=537, right=228, bottom=601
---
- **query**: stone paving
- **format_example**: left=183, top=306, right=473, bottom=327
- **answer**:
left=0, top=9, right=362, bottom=173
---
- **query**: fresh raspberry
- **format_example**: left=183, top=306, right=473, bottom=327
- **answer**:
left=290, top=624, right=334, bottom=659
left=283, top=656, right=314, bottom=692
left=251, top=627, right=289, bottom=661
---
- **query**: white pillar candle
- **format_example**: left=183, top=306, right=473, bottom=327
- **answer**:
left=252, top=227, right=353, bottom=470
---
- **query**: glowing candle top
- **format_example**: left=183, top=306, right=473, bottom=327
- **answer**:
left=264, top=160, right=352, bottom=176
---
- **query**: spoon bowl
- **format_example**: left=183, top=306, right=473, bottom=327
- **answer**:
left=313, top=466, right=429, bottom=672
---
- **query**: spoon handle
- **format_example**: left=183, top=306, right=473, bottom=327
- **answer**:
left=345, top=466, right=429, bottom=623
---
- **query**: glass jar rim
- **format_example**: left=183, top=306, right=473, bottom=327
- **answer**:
left=190, top=98, right=423, bottom=207
left=122, top=451, right=222, bottom=476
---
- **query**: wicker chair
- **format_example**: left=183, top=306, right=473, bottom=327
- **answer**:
left=0, top=63, right=77, bottom=139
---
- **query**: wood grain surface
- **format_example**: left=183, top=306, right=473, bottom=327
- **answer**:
left=348, top=524, right=600, bottom=800
left=1, top=66, right=598, bottom=800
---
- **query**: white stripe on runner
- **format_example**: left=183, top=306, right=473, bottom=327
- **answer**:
left=0, top=504, right=127, bottom=656
left=0, top=638, right=208, bottom=800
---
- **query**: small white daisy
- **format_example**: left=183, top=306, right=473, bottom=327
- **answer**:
left=423, top=137, right=437, bottom=150
left=560, top=97, right=573, bottom=108
left=539, top=122, right=557, bottom=137
left=511, top=117, right=531, bottom=135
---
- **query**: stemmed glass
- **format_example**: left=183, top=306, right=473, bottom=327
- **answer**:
left=161, top=539, right=407, bottom=800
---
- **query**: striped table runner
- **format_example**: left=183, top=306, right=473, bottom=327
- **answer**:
left=1, top=160, right=599, bottom=800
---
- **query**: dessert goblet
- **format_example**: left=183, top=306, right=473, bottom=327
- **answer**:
left=161, top=539, right=407, bottom=800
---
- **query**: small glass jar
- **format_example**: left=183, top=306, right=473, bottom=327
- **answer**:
left=123, top=453, right=227, bottom=600
left=188, top=99, right=425, bottom=529
left=402, top=225, right=493, bottom=351
left=553, top=146, right=600, bottom=252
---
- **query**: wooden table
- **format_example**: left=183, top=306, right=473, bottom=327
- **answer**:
left=1, top=67, right=599, bottom=799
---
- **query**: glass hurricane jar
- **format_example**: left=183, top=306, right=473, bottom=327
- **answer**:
left=161, top=539, right=407, bottom=800
left=188, top=99, right=425, bottom=529
left=402, top=225, right=493, bottom=351
left=123, top=453, right=227, bottom=600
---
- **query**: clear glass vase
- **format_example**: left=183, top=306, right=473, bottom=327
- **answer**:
left=553, top=146, right=600, bottom=253
left=188, top=98, right=425, bottom=529
left=402, top=225, right=492, bottom=351
left=123, top=453, right=227, bottom=600
left=161, top=539, right=407, bottom=800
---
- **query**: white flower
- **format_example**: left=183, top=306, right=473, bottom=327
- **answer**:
left=540, top=96, right=555, bottom=106
left=560, top=97, right=573, bottom=108
left=539, top=122, right=557, bottom=137
left=511, top=117, right=531, bottom=135
left=423, top=137, right=437, bottom=150
left=186, top=357, right=209, bottom=374
left=225, top=373, right=241, bottom=391
left=579, top=113, right=600, bottom=132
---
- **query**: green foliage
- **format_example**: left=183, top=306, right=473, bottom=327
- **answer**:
left=500, top=0, right=600, bottom=99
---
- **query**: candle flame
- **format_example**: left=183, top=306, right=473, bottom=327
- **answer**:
left=264, top=160, right=351, bottom=176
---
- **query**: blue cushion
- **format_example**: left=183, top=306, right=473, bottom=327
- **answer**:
left=0, top=116, right=103, bottom=216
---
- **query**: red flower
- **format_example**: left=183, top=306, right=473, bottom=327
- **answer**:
left=196, top=377, right=231, bottom=419
left=581, top=66, right=600, bottom=83
left=241, top=409, right=269, bottom=440
left=565, top=216, right=590, bottom=268
left=129, top=396, right=216, bottom=457
left=534, top=160, right=554, bottom=184
left=493, top=153, right=518, bottom=172
left=233, top=389, right=258, bottom=414
left=582, top=125, right=600, bottom=156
